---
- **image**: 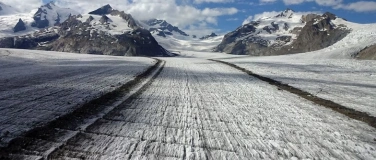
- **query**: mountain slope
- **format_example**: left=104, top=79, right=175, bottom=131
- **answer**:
left=0, top=5, right=171, bottom=56
left=31, top=2, right=79, bottom=28
left=141, top=19, right=189, bottom=38
left=215, top=10, right=350, bottom=56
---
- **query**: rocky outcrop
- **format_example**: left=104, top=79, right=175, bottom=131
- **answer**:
left=143, top=19, right=189, bottom=37
left=88, top=4, right=113, bottom=15
left=215, top=21, right=269, bottom=55
left=200, top=33, right=218, bottom=40
left=301, top=14, right=320, bottom=23
left=31, top=2, right=78, bottom=28
left=0, top=30, right=59, bottom=49
left=276, top=13, right=350, bottom=54
left=45, top=16, right=168, bottom=56
left=0, top=12, right=170, bottom=57
left=356, top=44, right=376, bottom=60
left=13, top=18, right=26, bottom=32
left=214, top=10, right=350, bottom=56
left=31, top=6, right=50, bottom=28
left=99, top=15, right=111, bottom=24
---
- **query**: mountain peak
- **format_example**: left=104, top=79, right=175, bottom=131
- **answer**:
left=31, top=2, right=79, bottom=28
left=43, top=1, right=57, bottom=9
left=200, top=32, right=218, bottom=40
left=88, top=4, right=114, bottom=15
left=276, top=9, right=294, bottom=18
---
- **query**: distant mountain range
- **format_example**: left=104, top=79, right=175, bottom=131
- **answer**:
left=0, top=3, right=171, bottom=56
left=0, top=2, right=373, bottom=58
left=214, top=9, right=350, bottom=56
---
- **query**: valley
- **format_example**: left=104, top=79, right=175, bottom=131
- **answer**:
left=0, top=1, right=376, bottom=160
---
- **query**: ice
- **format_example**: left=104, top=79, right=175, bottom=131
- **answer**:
left=47, top=56, right=376, bottom=159
left=0, top=48, right=155, bottom=147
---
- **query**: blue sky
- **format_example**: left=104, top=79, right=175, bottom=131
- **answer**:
left=35, top=0, right=376, bottom=35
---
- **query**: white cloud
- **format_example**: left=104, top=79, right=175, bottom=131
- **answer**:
left=283, top=0, right=313, bottom=5
left=194, top=0, right=234, bottom=3
left=53, top=0, right=238, bottom=36
left=282, top=0, right=376, bottom=12
left=315, top=0, right=342, bottom=6
left=242, top=15, right=253, bottom=25
left=337, top=1, right=376, bottom=12
left=1, top=0, right=43, bottom=12
left=226, top=18, right=239, bottom=21
left=242, top=10, right=322, bottom=25
left=252, top=11, right=280, bottom=20
left=260, top=0, right=277, bottom=4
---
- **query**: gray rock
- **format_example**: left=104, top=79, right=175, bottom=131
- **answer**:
left=13, top=18, right=26, bottom=32
left=214, top=11, right=350, bottom=56
left=86, top=16, right=94, bottom=23
left=31, top=2, right=76, bottom=28
left=199, top=33, right=218, bottom=40
left=1, top=14, right=170, bottom=57
left=301, top=14, right=320, bottom=23
left=0, top=32, right=59, bottom=49
left=88, top=4, right=113, bottom=15
left=356, top=44, right=376, bottom=60
left=143, top=19, right=189, bottom=37
left=99, top=15, right=111, bottom=24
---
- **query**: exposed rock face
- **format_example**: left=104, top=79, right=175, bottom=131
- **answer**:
left=142, top=19, right=189, bottom=37
left=215, top=10, right=350, bottom=56
left=356, top=44, right=376, bottom=60
left=99, top=15, right=111, bottom=24
left=88, top=4, right=113, bottom=15
left=0, top=29, right=59, bottom=49
left=215, top=21, right=271, bottom=55
left=200, top=33, right=218, bottom=40
left=279, top=13, right=350, bottom=54
left=0, top=7, right=170, bottom=57
left=301, top=14, right=320, bottom=23
left=13, top=18, right=26, bottom=32
left=31, top=2, right=78, bottom=28
left=45, top=16, right=168, bottom=56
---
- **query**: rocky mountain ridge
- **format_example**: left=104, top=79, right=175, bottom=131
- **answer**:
left=141, top=19, right=189, bottom=38
left=0, top=4, right=171, bottom=56
left=200, top=33, right=218, bottom=40
left=215, top=9, right=351, bottom=56
left=31, top=2, right=78, bottom=29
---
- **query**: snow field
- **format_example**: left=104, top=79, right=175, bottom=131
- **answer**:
left=49, top=57, right=376, bottom=159
left=0, top=49, right=155, bottom=147
left=77, top=14, right=134, bottom=36
left=220, top=57, right=376, bottom=117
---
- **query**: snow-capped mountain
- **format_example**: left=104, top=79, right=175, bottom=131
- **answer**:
left=0, top=4, right=170, bottom=56
left=215, top=9, right=350, bottom=56
left=0, top=1, right=78, bottom=37
left=200, top=32, right=218, bottom=40
left=141, top=19, right=189, bottom=38
left=0, top=2, right=19, bottom=15
left=139, top=19, right=223, bottom=51
left=31, top=2, right=78, bottom=28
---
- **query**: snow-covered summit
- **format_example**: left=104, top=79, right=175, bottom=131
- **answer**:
left=88, top=4, right=114, bottom=15
left=215, top=9, right=350, bottom=56
left=141, top=19, right=189, bottom=38
left=238, top=9, right=307, bottom=47
left=31, top=2, right=79, bottom=28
